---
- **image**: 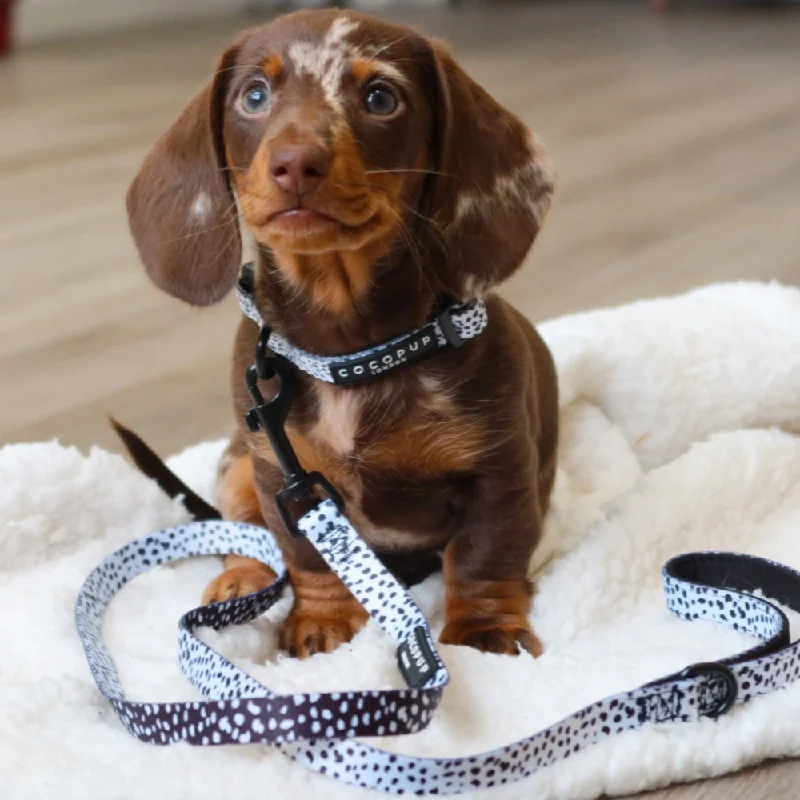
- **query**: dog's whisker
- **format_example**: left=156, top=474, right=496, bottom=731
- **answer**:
left=160, top=220, right=234, bottom=245
left=365, top=168, right=454, bottom=179
left=363, top=37, right=408, bottom=63
left=381, top=203, right=440, bottom=301
left=160, top=191, right=258, bottom=245
left=208, top=63, right=246, bottom=79
left=220, top=165, right=250, bottom=175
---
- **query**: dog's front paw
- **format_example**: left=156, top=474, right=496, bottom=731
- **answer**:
left=279, top=602, right=368, bottom=658
left=440, top=617, right=542, bottom=657
left=201, top=560, right=277, bottom=605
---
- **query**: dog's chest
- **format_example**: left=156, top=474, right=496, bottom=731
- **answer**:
left=308, top=378, right=475, bottom=470
left=299, top=379, right=481, bottom=549
left=310, top=383, right=362, bottom=457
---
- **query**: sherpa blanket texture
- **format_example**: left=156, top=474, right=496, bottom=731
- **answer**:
left=3, top=282, right=800, bottom=800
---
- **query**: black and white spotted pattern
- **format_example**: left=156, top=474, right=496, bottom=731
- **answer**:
left=77, top=508, right=800, bottom=794
left=75, top=506, right=447, bottom=750
left=299, top=500, right=443, bottom=660
left=235, top=280, right=488, bottom=384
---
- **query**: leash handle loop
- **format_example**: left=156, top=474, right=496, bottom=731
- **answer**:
left=76, top=510, right=800, bottom=795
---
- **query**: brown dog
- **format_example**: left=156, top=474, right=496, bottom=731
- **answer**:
left=125, top=9, right=558, bottom=659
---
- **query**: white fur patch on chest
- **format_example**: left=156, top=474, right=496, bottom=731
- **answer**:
left=417, top=373, right=456, bottom=416
left=287, top=17, right=360, bottom=112
left=311, top=383, right=362, bottom=455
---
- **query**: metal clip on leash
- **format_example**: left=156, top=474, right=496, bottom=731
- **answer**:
left=243, top=326, right=344, bottom=538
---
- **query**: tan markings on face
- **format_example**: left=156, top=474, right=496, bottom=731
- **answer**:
left=351, top=56, right=409, bottom=89
left=350, top=56, right=371, bottom=85
left=234, top=121, right=407, bottom=314
left=267, top=249, right=372, bottom=315
left=286, top=16, right=360, bottom=112
left=262, top=53, right=283, bottom=80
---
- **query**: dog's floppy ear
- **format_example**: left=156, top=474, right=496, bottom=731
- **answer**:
left=422, top=41, right=555, bottom=299
left=126, top=45, right=241, bottom=306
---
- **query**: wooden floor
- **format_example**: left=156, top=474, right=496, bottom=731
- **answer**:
left=1, top=2, right=799, bottom=796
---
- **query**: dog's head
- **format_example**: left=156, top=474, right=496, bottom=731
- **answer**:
left=127, top=10, right=555, bottom=313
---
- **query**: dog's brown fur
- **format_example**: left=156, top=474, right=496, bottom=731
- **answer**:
left=126, top=9, right=558, bottom=659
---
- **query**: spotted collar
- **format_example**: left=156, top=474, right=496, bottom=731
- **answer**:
left=235, top=263, right=488, bottom=386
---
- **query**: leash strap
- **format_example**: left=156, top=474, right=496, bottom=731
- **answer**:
left=77, top=506, right=800, bottom=794
left=235, top=264, right=488, bottom=385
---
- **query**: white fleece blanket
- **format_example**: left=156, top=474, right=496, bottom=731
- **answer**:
left=4, top=282, right=800, bottom=800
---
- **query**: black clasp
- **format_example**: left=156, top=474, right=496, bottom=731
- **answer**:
left=245, top=328, right=344, bottom=537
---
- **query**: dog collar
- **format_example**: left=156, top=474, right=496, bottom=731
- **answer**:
left=235, top=263, right=488, bottom=386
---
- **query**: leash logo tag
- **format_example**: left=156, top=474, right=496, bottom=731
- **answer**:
left=397, top=626, right=438, bottom=688
left=331, top=329, right=438, bottom=385
left=636, top=686, right=682, bottom=724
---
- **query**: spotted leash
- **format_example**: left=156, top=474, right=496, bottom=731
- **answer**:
left=77, top=504, right=800, bottom=794
left=77, top=311, right=800, bottom=793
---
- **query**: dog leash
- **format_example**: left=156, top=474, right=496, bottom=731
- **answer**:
left=76, top=329, right=800, bottom=795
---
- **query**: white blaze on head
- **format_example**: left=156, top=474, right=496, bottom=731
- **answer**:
left=287, top=16, right=360, bottom=111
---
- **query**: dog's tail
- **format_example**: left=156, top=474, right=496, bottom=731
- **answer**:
left=109, top=417, right=221, bottom=521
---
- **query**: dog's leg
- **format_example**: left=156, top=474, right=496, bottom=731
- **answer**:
left=251, top=455, right=369, bottom=657
left=201, top=448, right=278, bottom=604
left=206, top=450, right=367, bottom=656
left=201, top=554, right=277, bottom=604
left=439, top=480, right=543, bottom=657
left=279, top=567, right=369, bottom=658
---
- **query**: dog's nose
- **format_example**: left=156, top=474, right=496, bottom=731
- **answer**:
left=269, top=144, right=332, bottom=196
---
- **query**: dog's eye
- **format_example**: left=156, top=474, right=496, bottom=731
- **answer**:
left=364, top=83, right=398, bottom=116
left=239, top=79, right=271, bottom=115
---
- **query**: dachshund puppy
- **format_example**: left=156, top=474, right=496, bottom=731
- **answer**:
left=126, top=9, right=558, bottom=658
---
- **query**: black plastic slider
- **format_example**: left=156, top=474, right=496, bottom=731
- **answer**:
left=274, top=472, right=344, bottom=540
left=237, top=261, right=256, bottom=295
left=436, top=304, right=466, bottom=349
